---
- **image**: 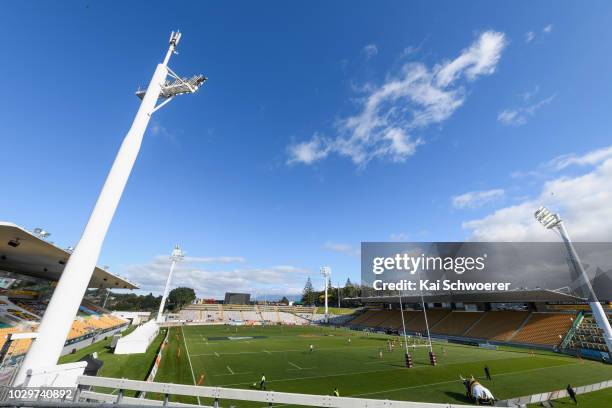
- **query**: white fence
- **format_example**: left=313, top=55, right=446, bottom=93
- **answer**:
left=76, top=376, right=474, bottom=408
left=499, top=379, right=612, bottom=407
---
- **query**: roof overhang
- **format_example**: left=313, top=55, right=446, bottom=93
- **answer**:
left=348, top=289, right=586, bottom=304
left=0, top=222, right=138, bottom=290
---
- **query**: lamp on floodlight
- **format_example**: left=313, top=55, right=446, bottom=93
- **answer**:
left=136, top=33, right=207, bottom=103
left=15, top=31, right=205, bottom=386
left=320, top=266, right=331, bottom=324
left=534, top=205, right=612, bottom=354
left=157, top=245, right=185, bottom=322
left=33, top=228, right=51, bottom=240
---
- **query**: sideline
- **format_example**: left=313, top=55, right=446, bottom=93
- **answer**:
left=181, top=326, right=201, bottom=406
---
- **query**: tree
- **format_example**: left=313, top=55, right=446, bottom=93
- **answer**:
left=279, top=296, right=289, bottom=305
left=168, top=287, right=196, bottom=311
left=302, top=277, right=316, bottom=306
left=343, top=278, right=356, bottom=298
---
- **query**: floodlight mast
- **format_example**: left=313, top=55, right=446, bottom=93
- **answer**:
left=15, top=31, right=204, bottom=386
left=320, top=266, right=331, bottom=323
left=156, top=245, right=184, bottom=322
left=534, top=206, right=612, bottom=354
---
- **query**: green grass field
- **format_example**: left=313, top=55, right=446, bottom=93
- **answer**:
left=60, top=327, right=166, bottom=397
left=151, top=325, right=612, bottom=406
left=528, top=387, right=612, bottom=407
left=316, top=307, right=357, bottom=315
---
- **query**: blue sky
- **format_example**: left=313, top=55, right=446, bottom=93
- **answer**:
left=2, top=1, right=612, bottom=298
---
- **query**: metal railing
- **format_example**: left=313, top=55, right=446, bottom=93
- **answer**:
left=74, top=376, right=473, bottom=408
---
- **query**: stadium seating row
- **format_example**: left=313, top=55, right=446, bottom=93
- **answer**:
left=345, top=309, right=575, bottom=347
left=568, top=316, right=612, bottom=353
left=0, top=313, right=127, bottom=358
left=179, top=304, right=312, bottom=325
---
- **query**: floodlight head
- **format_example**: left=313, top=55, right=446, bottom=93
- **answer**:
left=136, top=74, right=207, bottom=100
left=170, top=244, right=185, bottom=262
left=33, top=227, right=51, bottom=239
left=534, top=206, right=562, bottom=229
left=320, top=266, right=331, bottom=277
left=169, top=31, right=182, bottom=47
left=162, top=74, right=207, bottom=98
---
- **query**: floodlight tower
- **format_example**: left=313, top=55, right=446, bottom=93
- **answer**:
left=157, top=245, right=185, bottom=322
left=534, top=206, right=612, bottom=354
left=15, top=31, right=206, bottom=386
left=320, top=266, right=331, bottom=323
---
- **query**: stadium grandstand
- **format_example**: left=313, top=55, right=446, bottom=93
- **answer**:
left=341, top=291, right=611, bottom=357
left=178, top=303, right=319, bottom=325
left=0, top=222, right=135, bottom=382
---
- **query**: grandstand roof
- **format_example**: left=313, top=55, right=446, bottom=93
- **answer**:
left=0, top=222, right=138, bottom=289
left=349, top=289, right=586, bottom=304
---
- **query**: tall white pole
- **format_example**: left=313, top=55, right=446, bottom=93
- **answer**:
left=102, top=290, right=111, bottom=309
left=320, top=267, right=330, bottom=323
left=416, top=266, right=433, bottom=353
left=157, top=245, right=184, bottom=322
left=15, top=35, right=179, bottom=385
left=398, top=291, right=409, bottom=350
left=557, top=223, right=612, bottom=354
left=324, top=275, right=328, bottom=322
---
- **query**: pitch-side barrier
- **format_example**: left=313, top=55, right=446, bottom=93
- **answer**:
left=74, top=376, right=474, bottom=408
left=498, top=379, right=612, bottom=407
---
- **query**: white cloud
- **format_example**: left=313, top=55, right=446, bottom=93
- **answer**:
left=150, top=120, right=179, bottom=145
left=434, top=31, right=506, bottom=87
left=511, top=146, right=612, bottom=179
left=524, top=25, right=552, bottom=44
left=520, top=85, right=540, bottom=102
left=183, top=256, right=246, bottom=264
left=362, top=44, right=378, bottom=59
left=323, top=241, right=360, bottom=257
left=452, top=189, right=505, bottom=209
left=463, top=146, right=612, bottom=241
left=544, top=146, right=612, bottom=171
left=287, top=134, right=330, bottom=165
left=498, top=94, right=555, bottom=126
left=389, top=232, right=410, bottom=241
left=288, top=31, right=507, bottom=166
left=401, top=45, right=420, bottom=57
left=121, top=255, right=309, bottom=298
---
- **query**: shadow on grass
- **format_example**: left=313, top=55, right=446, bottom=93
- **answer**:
left=443, top=391, right=472, bottom=404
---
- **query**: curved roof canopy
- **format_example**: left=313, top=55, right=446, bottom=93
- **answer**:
left=0, top=222, right=138, bottom=290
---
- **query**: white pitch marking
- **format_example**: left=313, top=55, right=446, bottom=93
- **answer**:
left=214, top=371, right=252, bottom=377
left=264, top=350, right=272, bottom=355
left=214, top=351, right=220, bottom=357
left=288, top=361, right=302, bottom=370
left=221, top=355, right=576, bottom=388
left=180, top=327, right=201, bottom=405
left=226, top=365, right=234, bottom=375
